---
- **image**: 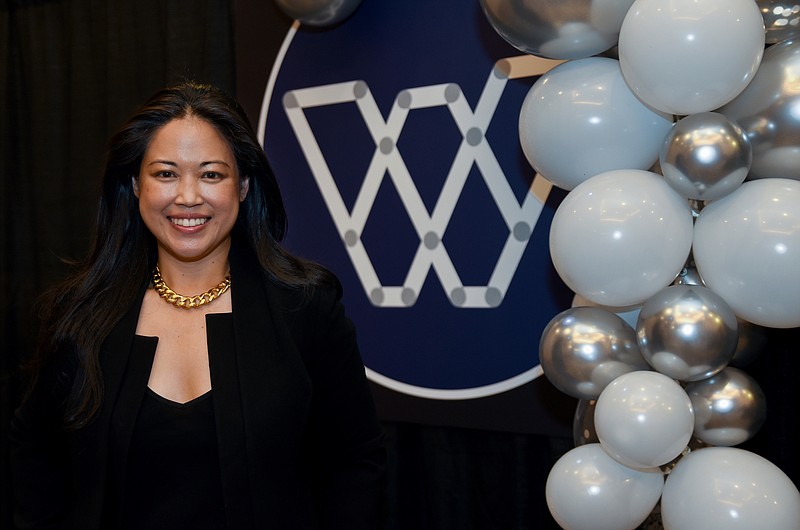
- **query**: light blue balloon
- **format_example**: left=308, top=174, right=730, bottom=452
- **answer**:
left=520, top=57, right=673, bottom=191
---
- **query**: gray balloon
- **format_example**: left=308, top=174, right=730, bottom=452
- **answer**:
left=480, top=0, right=636, bottom=60
left=540, top=306, right=649, bottom=400
left=572, top=399, right=599, bottom=446
left=273, top=0, right=361, bottom=26
left=718, top=39, right=800, bottom=181
left=636, top=285, right=738, bottom=381
left=685, top=367, right=767, bottom=446
left=659, top=112, right=752, bottom=201
left=729, top=318, right=768, bottom=368
left=759, top=1, right=800, bottom=44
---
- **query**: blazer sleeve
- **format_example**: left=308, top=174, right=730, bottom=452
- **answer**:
left=8, top=360, right=74, bottom=529
left=297, top=284, right=387, bottom=530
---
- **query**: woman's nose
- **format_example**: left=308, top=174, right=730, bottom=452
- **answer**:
left=175, top=177, right=203, bottom=206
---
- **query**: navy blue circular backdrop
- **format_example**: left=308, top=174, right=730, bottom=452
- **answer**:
left=262, top=0, right=572, bottom=395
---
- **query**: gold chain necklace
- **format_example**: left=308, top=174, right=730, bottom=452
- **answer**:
left=151, top=265, right=231, bottom=309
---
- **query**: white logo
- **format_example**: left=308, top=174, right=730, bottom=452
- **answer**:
left=277, top=52, right=563, bottom=308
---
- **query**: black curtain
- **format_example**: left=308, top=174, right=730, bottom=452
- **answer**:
left=1, top=0, right=235, bottom=526
left=2, top=1, right=796, bottom=529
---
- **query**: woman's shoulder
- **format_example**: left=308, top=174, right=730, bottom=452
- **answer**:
left=263, top=272, right=343, bottom=317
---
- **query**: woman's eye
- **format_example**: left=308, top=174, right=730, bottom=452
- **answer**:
left=203, top=171, right=222, bottom=180
left=156, top=171, right=176, bottom=178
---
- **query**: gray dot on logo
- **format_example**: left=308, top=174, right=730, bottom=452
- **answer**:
left=466, top=127, right=483, bottom=146
left=353, top=81, right=368, bottom=99
left=444, top=84, right=460, bottom=103
left=450, top=287, right=466, bottom=307
left=513, top=222, right=531, bottom=241
left=397, top=90, right=412, bottom=109
left=401, top=288, right=417, bottom=306
left=423, top=231, right=440, bottom=249
left=494, top=60, right=511, bottom=79
left=379, top=137, right=394, bottom=154
left=344, top=230, right=359, bottom=247
left=485, top=287, right=502, bottom=307
left=370, top=288, right=385, bottom=305
left=283, top=92, right=298, bottom=109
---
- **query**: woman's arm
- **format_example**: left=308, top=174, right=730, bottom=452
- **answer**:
left=300, top=285, right=387, bottom=529
left=9, top=363, right=73, bottom=529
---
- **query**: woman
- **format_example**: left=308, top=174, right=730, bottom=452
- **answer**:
left=10, top=82, right=386, bottom=529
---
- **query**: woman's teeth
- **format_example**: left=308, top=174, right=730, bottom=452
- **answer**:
left=171, top=218, right=208, bottom=227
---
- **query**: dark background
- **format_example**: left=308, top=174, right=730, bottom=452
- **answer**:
left=1, top=1, right=797, bottom=528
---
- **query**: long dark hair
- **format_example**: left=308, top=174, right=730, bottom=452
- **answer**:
left=32, top=81, right=333, bottom=429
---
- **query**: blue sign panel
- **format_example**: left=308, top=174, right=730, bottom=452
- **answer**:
left=260, top=0, right=573, bottom=399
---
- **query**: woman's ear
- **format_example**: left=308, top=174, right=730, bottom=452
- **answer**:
left=132, top=176, right=140, bottom=198
left=240, top=176, right=250, bottom=202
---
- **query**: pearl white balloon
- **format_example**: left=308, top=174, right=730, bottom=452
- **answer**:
left=662, top=447, right=800, bottom=530
left=572, top=293, right=641, bottom=329
left=595, top=371, right=694, bottom=469
left=693, top=178, right=800, bottom=328
left=546, top=443, right=664, bottom=530
left=618, top=0, right=765, bottom=115
left=550, top=169, right=694, bottom=307
left=519, top=57, right=673, bottom=191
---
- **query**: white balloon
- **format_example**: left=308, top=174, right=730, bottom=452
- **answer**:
left=519, top=57, right=673, bottom=191
left=662, top=447, right=800, bottom=530
left=550, top=169, right=694, bottom=307
left=618, top=0, right=765, bottom=115
left=546, top=443, right=664, bottom=530
left=595, top=371, right=694, bottom=469
left=693, top=178, right=800, bottom=328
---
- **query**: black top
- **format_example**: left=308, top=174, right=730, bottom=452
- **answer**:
left=110, top=334, right=227, bottom=529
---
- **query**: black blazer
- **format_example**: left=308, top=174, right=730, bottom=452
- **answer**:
left=9, top=243, right=386, bottom=529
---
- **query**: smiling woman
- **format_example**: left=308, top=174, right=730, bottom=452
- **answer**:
left=134, top=117, right=249, bottom=269
left=8, top=82, right=386, bottom=529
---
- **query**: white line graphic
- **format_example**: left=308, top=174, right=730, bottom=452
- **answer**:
left=283, top=55, right=563, bottom=308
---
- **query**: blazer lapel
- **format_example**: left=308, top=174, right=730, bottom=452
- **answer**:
left=70, top=278, right=148, bottom=527
left=221, top=241, right=313, bottom=525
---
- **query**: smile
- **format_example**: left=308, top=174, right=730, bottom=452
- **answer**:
left=169, top=217, right=209, bottom=227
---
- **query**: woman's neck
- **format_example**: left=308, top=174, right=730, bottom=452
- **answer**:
left=155, top=250, right=231, bottom=296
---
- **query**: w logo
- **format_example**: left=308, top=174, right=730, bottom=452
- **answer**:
left=258, top=1, right=574, bottom=398
left=282, top=55, right=561, bottom=308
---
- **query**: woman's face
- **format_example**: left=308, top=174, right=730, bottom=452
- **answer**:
left=134, top=116, right=249, bottom=265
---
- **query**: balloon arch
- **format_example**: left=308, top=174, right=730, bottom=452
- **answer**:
left=273, top=0, right=800, bottom=527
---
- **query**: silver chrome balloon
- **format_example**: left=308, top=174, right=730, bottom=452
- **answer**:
left=636, top=285, right=738, bottom=381
left=540, top=306, right=649, bottom=400
left=685, top=367, right=767, bottom=446
left=273, top=0, right=361, bottom=26
left=480, top=0, right=635, bottom=60
left=758, top=1, right=800, bottom=44
left=729, top=318, right=768, bottom=368
left=573, top=399, right=599, bottom=446
left=660, top=112, right=752, bottom=201
left=718, top=39, right=800, bottom=181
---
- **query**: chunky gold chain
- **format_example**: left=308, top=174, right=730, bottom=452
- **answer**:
left=151, top=266, right=231, bottom=309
